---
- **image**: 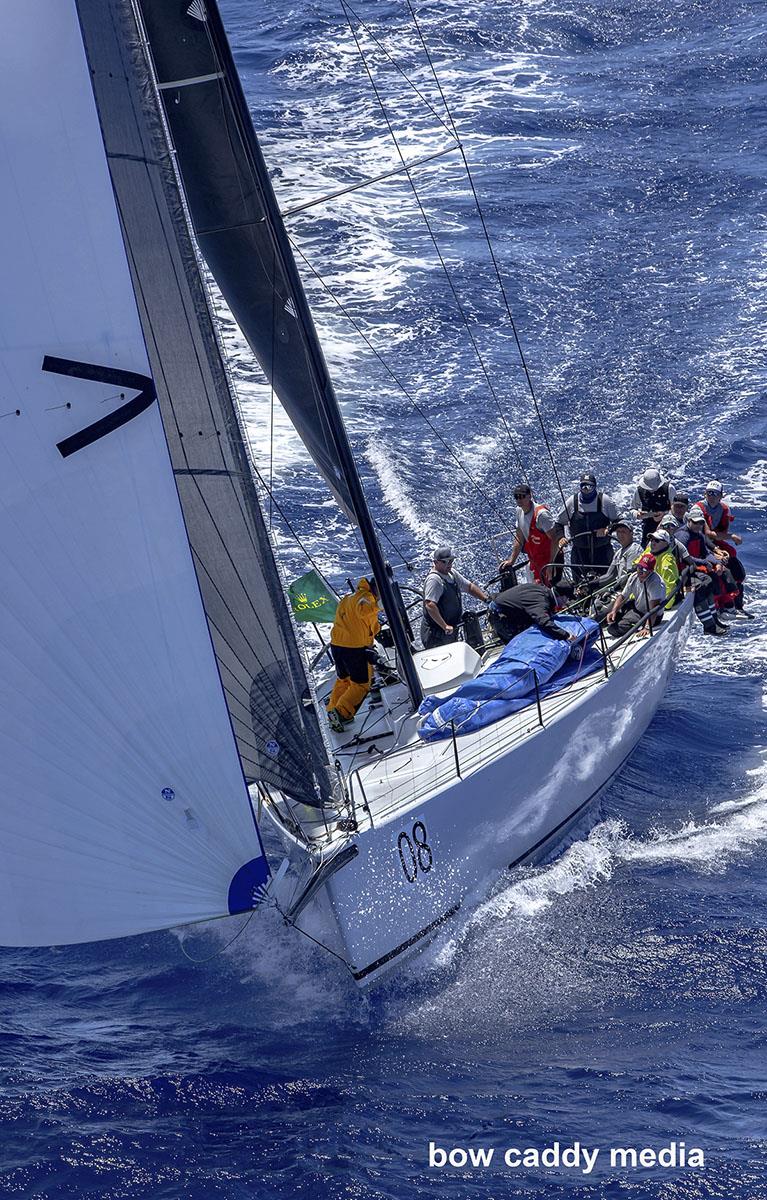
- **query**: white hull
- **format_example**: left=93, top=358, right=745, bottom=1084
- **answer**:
left=310, top=599, right=694, bottom=985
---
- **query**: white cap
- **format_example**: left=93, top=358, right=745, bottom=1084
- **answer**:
left=641, top=467, right=662, bottom=490
left=687, top=507, right=706, bottom=524
left=649, top=528, right=671, bottom=545
left=705, top=480, right=723, bottom=494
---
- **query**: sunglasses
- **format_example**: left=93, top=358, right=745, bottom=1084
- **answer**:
left=513, top=492, right=530, bottom=500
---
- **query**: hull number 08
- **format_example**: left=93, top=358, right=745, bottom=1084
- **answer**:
left=397, top=821, right=433, bottom=882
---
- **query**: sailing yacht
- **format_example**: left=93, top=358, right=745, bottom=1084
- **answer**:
left=0, top=0, right=693, bottom=985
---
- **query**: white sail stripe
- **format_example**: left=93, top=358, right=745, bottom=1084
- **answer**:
left=157, top=72, right=224, bottom=89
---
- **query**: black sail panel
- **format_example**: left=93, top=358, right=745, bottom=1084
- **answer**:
left=76, top=0, right=335, bottom=805
left=136, top=0, right=355, bottom=520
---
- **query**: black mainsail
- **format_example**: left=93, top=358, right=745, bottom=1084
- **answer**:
left=134, top=0, right=424, bottom=706
left=134, top=0, right=355, bottom=522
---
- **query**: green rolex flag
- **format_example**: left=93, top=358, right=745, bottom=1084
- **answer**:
left=289, top=570, right=338, bottom=624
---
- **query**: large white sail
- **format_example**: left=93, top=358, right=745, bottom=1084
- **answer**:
left=0, top=1, right=269, bottom=945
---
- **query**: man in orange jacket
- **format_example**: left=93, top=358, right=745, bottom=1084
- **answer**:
left=327, top=577, right=380, bottom=732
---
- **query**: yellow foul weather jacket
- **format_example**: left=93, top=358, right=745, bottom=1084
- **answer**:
left=330, top=578, right=380, bottom=648
left=639, top=545, right=680, bottom=609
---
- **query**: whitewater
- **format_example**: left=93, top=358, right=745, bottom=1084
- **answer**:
left=1, top=1, right=765, bottom=1197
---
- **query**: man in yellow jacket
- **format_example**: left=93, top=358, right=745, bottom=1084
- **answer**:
left=642, top=528, right=680, bottom=609
left=327, top=577, right=380, bottom=732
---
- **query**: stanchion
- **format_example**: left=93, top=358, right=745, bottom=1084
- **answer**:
left=450, top=720, right=462, bottom=779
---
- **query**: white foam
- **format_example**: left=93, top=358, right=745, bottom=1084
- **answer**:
left=364, top=440, right=438, bottom=542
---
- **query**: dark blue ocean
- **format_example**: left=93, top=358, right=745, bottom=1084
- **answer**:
left=2, top=1, right=766, bottom=1195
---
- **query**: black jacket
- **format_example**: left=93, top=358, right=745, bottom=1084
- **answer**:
left=493, top=584, right=570, bottom=640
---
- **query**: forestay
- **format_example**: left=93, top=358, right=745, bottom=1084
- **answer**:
left=0, top=1, right=272, bottom=945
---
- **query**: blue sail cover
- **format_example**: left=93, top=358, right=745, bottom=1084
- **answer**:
left=417, top=616, right=602, bottom=741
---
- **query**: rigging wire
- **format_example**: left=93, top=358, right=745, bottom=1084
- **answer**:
left=403, top=0, right=569, bottom=511
left=250, top=462, right=342, bottom=594
left=340, top=0, right=531, bottom=488
left=338, top=0, right=460, bottom=141
left=176, top=895, right=352, bottom=972
left=178, top=907, right=259, bottom=962
left=268, top=244, right=277, bottom=526
left=287, top=233, right=511, bottom=528
left=190, top=2, right=464, bottom=578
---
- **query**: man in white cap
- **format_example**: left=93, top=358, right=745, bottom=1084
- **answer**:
left=421, top=547, right=488, bottom=650
left=645, top=527, right=680, bottom=608
left=633, top=466, right=675, bottom=547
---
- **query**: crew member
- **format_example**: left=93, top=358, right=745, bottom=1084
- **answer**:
left=500, top=483, right=558, bottom=584
left=668, top=492, right=690, bottom=529
left=645, top=528, right=680, bottom=608
left=693, top=481, right=749, bottom=617
left=673, top=511, right=731, bottom=635
left=553, top=472, right=619, bottom=580
left=694, top=481, right=740, bottom=543
left=326, top=577, right=380, bottom=732
left=633, top=466, right=675, bottom=546
left=488, top=583, right=574, bottom=644
left=592, top=519, right=638, bottom=621
left=421, top=547, right=488, bottom=650
left=605, top=553, right=666, bottom=637
left=603, top=519, right=639, bottom=590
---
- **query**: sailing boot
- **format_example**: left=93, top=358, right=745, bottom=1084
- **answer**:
left=327, top=709, right=352, bottom=734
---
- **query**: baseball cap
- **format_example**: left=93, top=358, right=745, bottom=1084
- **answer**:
left=673, top=492, right=689, bottom=505
left=687, top=508, right=706, bottom=524
left=613, top=518, right=633, bottom=532
left=705, top=480, right=723, bottom=494
left=641, top=467, right=662, bottom=490
left=579, top=472, right=597, bottom=487
left=637, top=552, right=656, bottom=570
left=649, top=529, right=671, bottom=546
left=434, top=546, right=455, bottom=562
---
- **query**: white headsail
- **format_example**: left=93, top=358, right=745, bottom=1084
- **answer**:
left=0, top=2, right=269, bottom=945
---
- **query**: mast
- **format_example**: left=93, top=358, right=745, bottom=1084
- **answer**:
left=135, top=0, right=424, bottom=708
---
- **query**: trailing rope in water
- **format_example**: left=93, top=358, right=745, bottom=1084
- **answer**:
left=178, top=891, right=355, bottom=973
